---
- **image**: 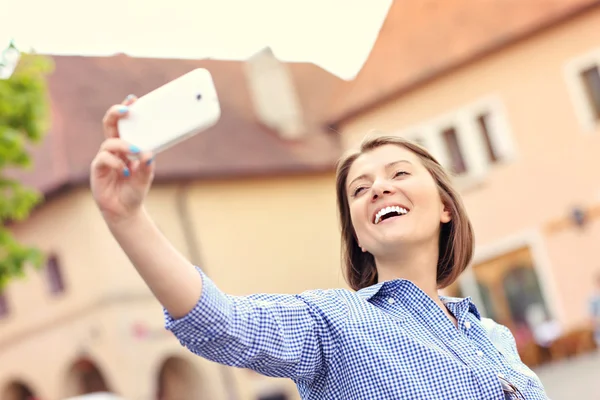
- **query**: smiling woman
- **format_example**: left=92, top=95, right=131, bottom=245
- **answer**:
left=336, top=135, right=473, bottom=296
left=91, top=99, right=550, bottom=400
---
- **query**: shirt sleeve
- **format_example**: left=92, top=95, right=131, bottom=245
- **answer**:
left=163, top=267, right=348, bottom=382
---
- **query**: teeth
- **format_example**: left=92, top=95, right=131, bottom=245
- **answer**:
left=374, top=206, right=408, bottom=224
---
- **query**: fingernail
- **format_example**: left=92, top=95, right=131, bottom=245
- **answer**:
left=118, top=105, right=129, bottom=114
left=146, top=157, right=154, bottom=166
left=123, top=168, right=130, bottom=177
left=125, top=94, right=136, bottom=101
left=129, top=144, right=140, bottom=153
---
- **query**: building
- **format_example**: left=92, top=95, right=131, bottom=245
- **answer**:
left=0, top=51, right=348, bottom=400
left=329, top=0, right=600, bottom=365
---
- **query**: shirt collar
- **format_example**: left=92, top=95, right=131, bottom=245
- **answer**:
left=441, top=295, right=482, bottom=320
left=356, top=279, right=420, bottom=301
left=357, top=280, right=482, bottom=321
left=356, top=280, right=389, bottom=300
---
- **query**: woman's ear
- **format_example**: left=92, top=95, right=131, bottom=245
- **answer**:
left=441, top=202, right=452, bottom=224
left=354, top=230, right=367, bottom=252
left=356, top=240, right=366, bottom=252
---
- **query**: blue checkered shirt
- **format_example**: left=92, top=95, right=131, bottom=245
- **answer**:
left=165, top=268, right=549, bottom=399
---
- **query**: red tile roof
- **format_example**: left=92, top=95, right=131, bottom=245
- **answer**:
left=11, top=54, right=345, bottom=195
left=329, top=0, right=600, bottom=125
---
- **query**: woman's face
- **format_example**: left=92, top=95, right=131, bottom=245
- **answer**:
left=345, top=144, right=451, bottom=258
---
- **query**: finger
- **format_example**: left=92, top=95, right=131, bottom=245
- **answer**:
left=122, top=94, right=137, bottom=106
left=100, top=138, right=142, bottom=158
left=132, top=151, right=155, bottom=175
left=102, top=104, right=130, bottom=139
left=138, top=151, right=154, bottom=167
left=126, top=151, right=155, bottom=187
left=102, top=93, right=138, bottom=139
left=92, top=150, right=130, bottom=177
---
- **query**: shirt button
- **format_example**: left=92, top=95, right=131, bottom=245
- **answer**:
left=387, top=298, right=395, bottom=304
left=476, top=350, right=484, bottom=357
left=464, top=321, right=471, bottom=329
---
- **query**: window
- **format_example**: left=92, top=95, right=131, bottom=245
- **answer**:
left=396, top=96, right=514, bottom=188
left=46, top=254, right=66, bottom=295
left=564, top=48, right=600, bottom=132
left=0, top=292, right=9, bottom=318
left=580, top=65, right=600, bottom=120
left=476, top=113, right=499, bottom=163
left=441, top=126, right=467, bottom=174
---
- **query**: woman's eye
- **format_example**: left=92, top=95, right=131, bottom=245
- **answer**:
left=353, top=187, right=366, bottom=196
left=394, top=170, right=409, bottom=178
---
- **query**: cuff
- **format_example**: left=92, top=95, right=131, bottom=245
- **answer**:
left=163, top=266, right=232, bottom=342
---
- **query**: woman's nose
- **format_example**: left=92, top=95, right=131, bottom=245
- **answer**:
left=371, top=180, right=395, bottom=200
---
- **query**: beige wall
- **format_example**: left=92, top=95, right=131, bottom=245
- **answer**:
left=0, top=172, right=341, bottom=400
left=338, top=8, right=600, bottom=328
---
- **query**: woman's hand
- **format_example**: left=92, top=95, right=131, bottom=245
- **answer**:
left=90, top=95, right=155, bottom=224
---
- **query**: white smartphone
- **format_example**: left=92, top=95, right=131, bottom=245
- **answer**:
left=118, top=68, right=221, bottom=154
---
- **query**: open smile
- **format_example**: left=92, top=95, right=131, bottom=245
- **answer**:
left=373, top=205, right=410, bottom=224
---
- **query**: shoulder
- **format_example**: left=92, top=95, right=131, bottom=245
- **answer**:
left=480, top=318, right=545, bottom=383
left=297, top=288, right=356, bottom=312
left=241, top=287, right=355, bottom=320
left=479, top=318, right=525, bottom=366
left=480, top=318, right=516, bottom=349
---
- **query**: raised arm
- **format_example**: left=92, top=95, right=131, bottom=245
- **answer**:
left=106, top=207, right=203, bottom=318
left=90, top=98, right=347, bottom=381
left=91, top=96, right=202, bottom=318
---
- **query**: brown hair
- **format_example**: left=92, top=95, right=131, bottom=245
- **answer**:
left=335, top=134, right=474, bottom=291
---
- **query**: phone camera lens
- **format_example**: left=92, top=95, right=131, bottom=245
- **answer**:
left=196, top=93, right=202, bottom=101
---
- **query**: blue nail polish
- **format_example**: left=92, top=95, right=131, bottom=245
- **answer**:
left=146, top=157, right=154, bottom=165
left=129, top=145, right=140, bottom=153
left=118, top=105, right=129, bottom=114
left=126, top=94, right=135, bottom=101
left=123, top=168, right=130, bottom=177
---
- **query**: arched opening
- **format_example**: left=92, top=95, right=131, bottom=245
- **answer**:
left=156, top=356, right=203, bottom=400
left=64, top=358, right=112, bottom=397
left=1, top=381, right=38, bottom=400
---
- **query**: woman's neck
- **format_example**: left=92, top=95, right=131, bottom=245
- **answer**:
left=374, top=240, right=458, bottom=327
left=377, top=245, right=457, bottom=326
left=375, top=240, right=441, bottom=304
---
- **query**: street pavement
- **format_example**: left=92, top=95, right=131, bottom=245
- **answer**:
left=535, top=351, right=600, bottom=399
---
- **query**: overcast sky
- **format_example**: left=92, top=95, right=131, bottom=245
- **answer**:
left=2, top=0, right=392, bottom=80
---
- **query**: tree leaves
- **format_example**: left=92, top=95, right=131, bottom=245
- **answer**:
left=0, top=53, right=53, bottom=290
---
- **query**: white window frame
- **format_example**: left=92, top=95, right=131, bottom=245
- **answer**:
left=564, top=47, right=600, bottom=134
left=465, top=96, right=518, bottom=165
left=396, top=95, right=516, bottom=191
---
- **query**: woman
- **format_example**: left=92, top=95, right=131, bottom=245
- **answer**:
left=91, top=97, right=549, bottom=400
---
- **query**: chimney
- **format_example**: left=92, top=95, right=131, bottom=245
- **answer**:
left=244, top=47, right=306, bottom=140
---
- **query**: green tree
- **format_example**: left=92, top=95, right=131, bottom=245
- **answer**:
left=0, top=49, right=54, bottom=289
